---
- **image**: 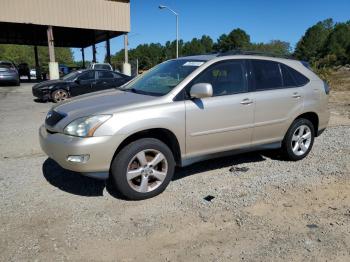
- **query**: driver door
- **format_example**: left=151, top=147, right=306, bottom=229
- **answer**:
left=185, top=60, right=254, bottom=157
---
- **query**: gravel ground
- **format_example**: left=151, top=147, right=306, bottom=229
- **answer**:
left=0, top=84, right=349, bottom=261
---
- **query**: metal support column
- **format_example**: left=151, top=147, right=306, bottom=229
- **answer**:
left=34, top=45, right=41, bottom=80
left=47, top=26, right=59, bottom=79
left=81, top=48, right=85, bottom=68
left=106, top=38, right=111, bottom=64
left=92, top=44, right=96, bottom=63
left=47, top=26, right=55, bottom=62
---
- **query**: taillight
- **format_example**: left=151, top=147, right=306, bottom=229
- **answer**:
left=323, top=81, right=330, bottom=95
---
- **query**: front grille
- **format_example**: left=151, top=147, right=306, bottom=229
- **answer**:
left=45, top=110, right=66, bottom=127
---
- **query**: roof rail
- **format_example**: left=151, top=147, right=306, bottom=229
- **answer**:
left=217, top=49, right=296, bottom=60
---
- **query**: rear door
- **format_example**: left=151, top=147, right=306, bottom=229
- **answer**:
left=96, top=71, right=120, bottom=91
left=185, top=60, right=254, bottom=157
left=70, top=70, right=96, bottom=96
left=248, top=60, right=304, bottom=145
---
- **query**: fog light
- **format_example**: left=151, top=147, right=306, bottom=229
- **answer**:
left=67, top=155, right=90, bottom=163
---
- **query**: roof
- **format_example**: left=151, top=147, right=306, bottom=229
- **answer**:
left=0, top=0, right=130, bottom=47
left=180, top=50, right=298, bottom=62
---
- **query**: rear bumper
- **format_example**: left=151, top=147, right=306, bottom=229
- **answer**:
left=39, top=125, right=125, bottom=178
left=0, top=74, right=18, bottom=83
left=317, top=109, right=330, bottom=136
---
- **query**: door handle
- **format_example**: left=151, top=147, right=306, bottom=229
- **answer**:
left=292, top=92, right=301, bottom=99
left=240, top=98, right=253, bottom=105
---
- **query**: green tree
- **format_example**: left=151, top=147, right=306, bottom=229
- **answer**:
left=322, top=21, right=350, bottom=65
left=215, top=28, right=250, bottom=52
left=294, top=19, right=334, bottom=62
left=250, top=40, right=291, bottom=56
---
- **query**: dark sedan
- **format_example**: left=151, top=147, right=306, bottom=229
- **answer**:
left=32, top=69, right=132, bottom=102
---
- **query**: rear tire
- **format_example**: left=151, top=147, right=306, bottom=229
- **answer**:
left=111, top=138, right=175, bottom=200
left=281, top=118, right=315, bottom=161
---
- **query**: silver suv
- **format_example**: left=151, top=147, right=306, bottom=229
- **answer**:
left=40, top=53, right=330, bottom=200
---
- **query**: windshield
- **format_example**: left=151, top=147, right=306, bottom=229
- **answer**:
left=122, top=59, right=205, bottom=96
left=62, top=71, right=81, bottom=81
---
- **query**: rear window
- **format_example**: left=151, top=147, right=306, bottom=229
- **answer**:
left=0, top=62, right=14, bottom=69
left=94, top=64, right=111, bottom=70
left=251, top=60, right=282, bottom=90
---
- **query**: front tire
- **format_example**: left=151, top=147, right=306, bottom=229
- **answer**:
left=52, top=89, right=69, bottom=103
left=111, top=138, right=175, bottom=200
left=282, top=118, right=315, bottom=161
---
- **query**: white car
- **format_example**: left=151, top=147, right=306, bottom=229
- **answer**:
left=30, top=69, right=36, bottom=78
left=89, top=63, right=113, bottom=71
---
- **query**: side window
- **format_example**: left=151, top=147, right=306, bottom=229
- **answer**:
left=251, top=60, right=282, bottom=90
left=98, top=71, right=114, bottom=79
left=280, top=64, right=297, bottom=87
left=113, top=72, right=122, bottom=79
left=287, top=66, right=310, bottom=86
left=191, top=60, right=246, bottom=96
left=79, top=71, right=95, bottom=81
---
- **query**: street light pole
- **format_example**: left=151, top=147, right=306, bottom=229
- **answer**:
left=159, top=5, right=179, bottom=58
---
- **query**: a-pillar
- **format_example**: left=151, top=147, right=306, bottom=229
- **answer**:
left=47, top=26, right=59, bottom=79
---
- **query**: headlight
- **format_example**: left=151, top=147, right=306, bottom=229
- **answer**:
left=64, top=115, right=111, bottom=137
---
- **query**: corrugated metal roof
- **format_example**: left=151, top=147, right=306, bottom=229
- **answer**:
left=0, top=0, right=130, bottom=32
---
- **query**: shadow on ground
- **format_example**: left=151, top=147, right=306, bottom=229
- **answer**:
left=42, top=150, right=283, bottom=198
left=42, top=158, right=105, bottom=197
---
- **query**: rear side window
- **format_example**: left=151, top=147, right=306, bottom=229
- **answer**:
left=280, top=64, right=297, bottom=87
left=251, top=60, right=282, bottom=90
left=286, top=66, right=310, bottom=86
left=79, top=71, right=95, bottom=81
left=98, top=71, right=114, bottom=79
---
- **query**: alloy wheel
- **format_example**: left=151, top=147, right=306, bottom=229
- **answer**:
left=54, top=90, right=68, bottom=102
left=126, top=149, right=168, bottom=193
left=291, top=125, right=312, bottom=156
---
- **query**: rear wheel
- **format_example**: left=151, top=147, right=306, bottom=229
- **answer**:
left=282, top=118, right=315, bottom=161
left=111, top=138, right=175, bottom=200
left=52, top=89, right=69, bottom=103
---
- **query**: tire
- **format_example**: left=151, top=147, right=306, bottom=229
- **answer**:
left=52, top=89, right=69, bottom=103
left=111, top=138, right=175, bottom=200
left=281, top=118, right=315, bottom=161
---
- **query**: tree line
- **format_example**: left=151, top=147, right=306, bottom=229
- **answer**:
left=110, top=18, right=350, bottom=71
left=0, top=45, right=74, bottom=69
left=110, top=29, right=291, bottom=70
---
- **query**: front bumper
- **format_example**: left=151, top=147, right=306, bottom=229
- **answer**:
left=32, top=87, right=51, bottom=100
left=39, top=125, right=125, bottom=178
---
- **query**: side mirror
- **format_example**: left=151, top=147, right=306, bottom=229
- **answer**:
left=190, top=83, right=213, bottom=99
left=74, top=79, right=81, bottom=85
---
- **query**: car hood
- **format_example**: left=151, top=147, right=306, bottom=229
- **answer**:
left=33, top=79, right=67, bottom=89
left=50, top=89, right=158, bottom=131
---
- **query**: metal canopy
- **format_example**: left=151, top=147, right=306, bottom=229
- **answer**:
left=0, top=22, right=123, bottom=48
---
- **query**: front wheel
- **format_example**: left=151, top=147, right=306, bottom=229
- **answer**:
left=111, top=138, right=175, bottom=200
left=52, top=89, right=69, bottom=103
left=281, top=118, right=315, bottom=161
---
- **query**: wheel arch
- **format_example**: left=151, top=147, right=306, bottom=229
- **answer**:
left=111, top=128, right=182, bottom=168
left=294, top=112, right=319, bottom=136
